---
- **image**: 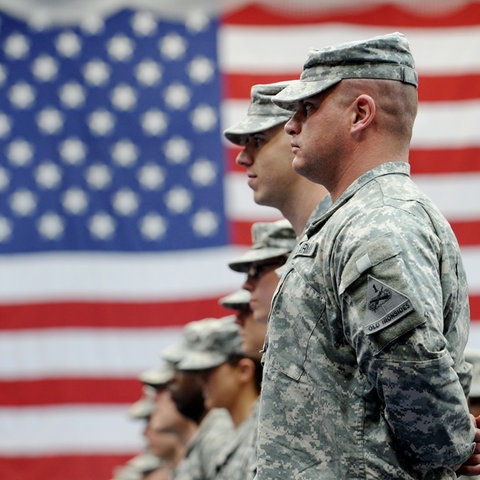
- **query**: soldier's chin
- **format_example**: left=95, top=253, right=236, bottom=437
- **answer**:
left=292, top=156, right=307, bottom=177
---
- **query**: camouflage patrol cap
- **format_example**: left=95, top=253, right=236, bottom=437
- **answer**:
left=466, top=348, right=480, bottom=397
left=228, top=219, right=297, bottom=273
left=219, top=288, right=251, bottom=310
left=139, top=362, right=174, bottom=387
left=127, top=452, right=163, bottom=474
left=177, top=316, right=243, bottom=371
left=273, top=32, right=418, bottom=111
left=223, top=81, right=293, bottom=145
left=111, top=464, right=141, bottom=480
left=161, top=317, right=222, bottom=365
left=127, top=385, right=156, bottom=419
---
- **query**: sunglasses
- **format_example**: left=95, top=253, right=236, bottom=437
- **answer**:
left=246, top=260, right=285, bottom=280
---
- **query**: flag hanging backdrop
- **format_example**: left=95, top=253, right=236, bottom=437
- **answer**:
left=0, top=1, right=479, bottom=479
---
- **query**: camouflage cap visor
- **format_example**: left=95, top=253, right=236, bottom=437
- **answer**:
left=177, top=350, right=231, bottom=371
left=228, top=248, right=290, bottom=272
left=272, top=77, right=342, bottom=111
left=223, top=114, right=290, bottom=146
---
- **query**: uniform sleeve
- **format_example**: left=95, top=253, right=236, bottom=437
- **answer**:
left=337, top=220, right=475, bottom=471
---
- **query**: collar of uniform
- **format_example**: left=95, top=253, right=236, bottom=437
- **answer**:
left=304, top=161, right=410, bottom=238
left=302, top=193, right=332, bottom=235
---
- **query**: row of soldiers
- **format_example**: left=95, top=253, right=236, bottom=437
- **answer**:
left=110, top=220, right=297, bottom=480
left=109, top=32, right=480, bottom=478
left=112, top=218, right=480, bottom=480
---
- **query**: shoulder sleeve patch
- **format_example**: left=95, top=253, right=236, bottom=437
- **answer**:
left=364, top=275, right=414, bottom=335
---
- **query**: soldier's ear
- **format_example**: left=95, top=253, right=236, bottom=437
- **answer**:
left=350, top=94, right=375, bottom=135
left=237, top=358, right=256, bottom=384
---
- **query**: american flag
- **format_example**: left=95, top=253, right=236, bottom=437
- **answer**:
left=1, top=1, right=479, bottom=479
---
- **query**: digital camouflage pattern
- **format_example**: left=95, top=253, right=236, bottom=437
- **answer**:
left=228, top=219, right=297, bottom=273
left=161, top=317, right=222, bottom=365
left=177, top=315, right=243, bottom=371
left=273, top=32, right=418, bottom=111
left=213, top=401, right=259, bottom=480
left=256, top=163, right=475, bottom=479
left=223, top=81, right=292, bottom=146
left=174, top=408, right=234, bottom=480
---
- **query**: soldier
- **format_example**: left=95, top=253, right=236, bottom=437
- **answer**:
left=161, top=319, right=235, bottom=480
left=221, top=219, right=297, bottom=360
left=177, top=316, right=260, bottom=480
left=224, top=81, right=329, bottom=236
left=218, top=289, right=260, bottom=359
left=253, top=32, right=478, bottom=478
left=111, top=381, right=165, bottom=480
left=144, top=384, right=192, bottom=478
left=220, top=219, right=298, bottom=479
left=228, top=219, right=296, bottom=327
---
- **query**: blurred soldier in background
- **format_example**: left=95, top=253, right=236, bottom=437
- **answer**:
left=162, top=318, right=235, bottom=480
left=176, top=316, right=259, bottom=480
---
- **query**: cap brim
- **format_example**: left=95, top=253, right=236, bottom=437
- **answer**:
left=219, top=289, right=251, bottom=310
left=128, top=453, right=163, bottom=473
left=272, top=77, right=341, bottom=111
left=228, top=249, right=289, bottom=272
left=127, top=398, right=155, bottom=419
left=177, top=351, right=228, bottom=371
left=111, top=465, right=142, bottom=480
left=161, top=343, right=188, bottom=364
left=223, top=115, right=290, bottom=146
left=139, top=364, right=174, bottom=386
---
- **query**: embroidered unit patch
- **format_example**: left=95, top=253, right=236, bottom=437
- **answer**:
left=364, top=275, right=414, bottom=335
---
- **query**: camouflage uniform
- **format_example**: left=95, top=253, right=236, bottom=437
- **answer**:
left=257, top=161, right=475, bottom=479
left=213, top=401, right=259, bottom=480
left=163, top=318, right=236, bottom=480
left=174, top=407, right=234, bottom=480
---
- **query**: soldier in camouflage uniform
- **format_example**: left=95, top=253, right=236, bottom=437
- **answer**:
left=217, top=290, right=260, bottom=480
left=228, top=219, right=297, bottom=328
left=161, top=319, right=235, bottom=480
left=254, top=32, right=478, bottom=479
left=176, top=316, right=260, bottom=480
left=111, top=365, right=176, bottom=480
left=220, top=219, right=298, bottom=360
left=224, top=82, right=329, bottom=236
left=195, top=220, right=296, bottom=480
left=218, top=288, right=262, bottom=360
